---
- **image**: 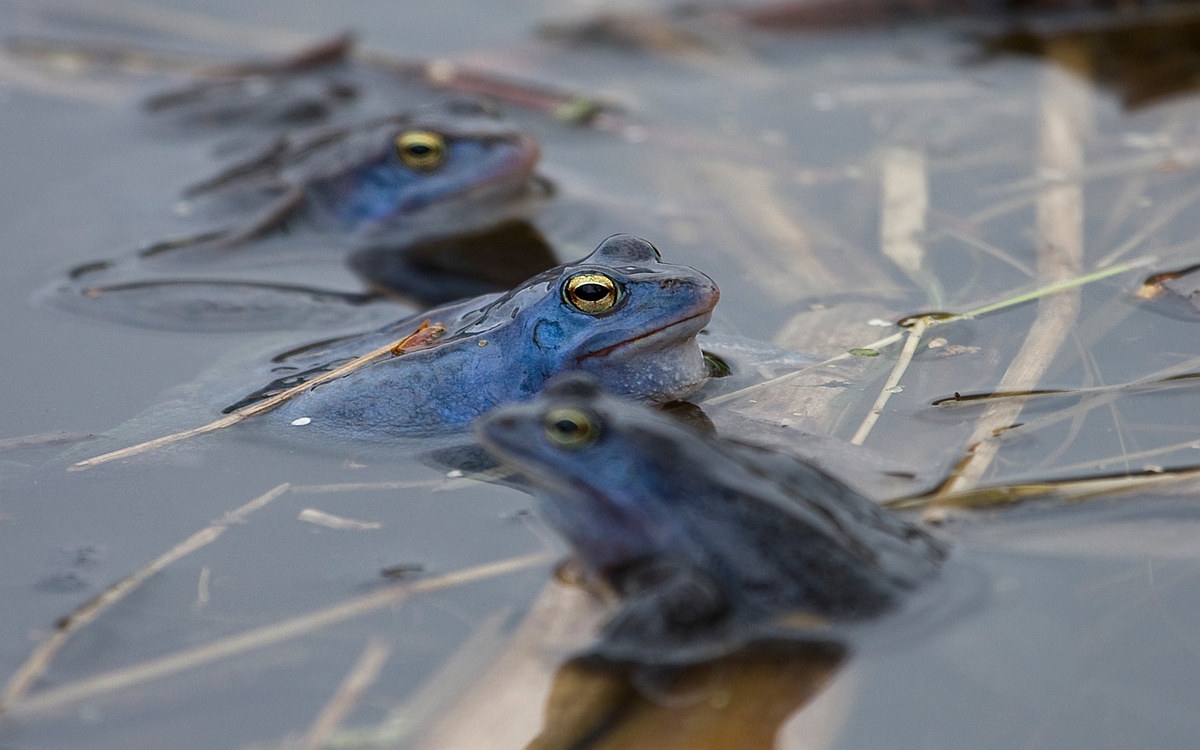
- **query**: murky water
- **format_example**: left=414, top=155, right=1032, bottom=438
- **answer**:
left=3, top=1, right=1200, bottom=748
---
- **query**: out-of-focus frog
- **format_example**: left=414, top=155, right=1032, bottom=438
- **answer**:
left=48, top=102, right=556, bottom=328
left=228, top=234, right=719, bottom=438
left=475, top=373, right=946, bottom=665
left=156, top=102, right=543, bottom=249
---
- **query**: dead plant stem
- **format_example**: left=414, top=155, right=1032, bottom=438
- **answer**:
left=0, top=483, right=290, bottom=708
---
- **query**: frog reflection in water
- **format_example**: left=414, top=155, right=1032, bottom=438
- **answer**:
left=58, top=102, right=555, bottom=326
left=476, top=374, right=946, bottom=665
left=231, top=235, right=718, bottom=438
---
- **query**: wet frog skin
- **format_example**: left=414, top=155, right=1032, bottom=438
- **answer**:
left=159, top=104, right=543, bottom=248
left=50, top=104, right=552, bottom=328
left=475, top=374, right=946, bottom=664
left=234, top=235, right=718, bottom=439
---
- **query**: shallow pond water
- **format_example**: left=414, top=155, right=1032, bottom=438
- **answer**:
left=3, top=1, right=1200, bottom=748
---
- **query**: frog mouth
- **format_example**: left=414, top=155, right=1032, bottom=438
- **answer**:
left=577, top=310, right=713, bottom=361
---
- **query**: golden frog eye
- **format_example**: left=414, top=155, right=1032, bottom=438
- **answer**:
left=544, top=408, right=600, bottom=449
left=563, top=272, right=620, bottom=314
left=395, top=130, right=447, bottom=171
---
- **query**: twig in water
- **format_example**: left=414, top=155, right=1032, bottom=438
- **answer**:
left=889, top=463, right=1200, bottom=510
left=850, top=318, right=927, bottom=446
left=300, top=639, right=392, bottom=750
left=71, top=322, right=443, bottom=471
left=0, top=483, right=289, bottom=709
left=2, top=552, right=551, bottom=719
left=934, top=47, right=1089, bottom=495
left=703, top=259, right=1144, bottom=410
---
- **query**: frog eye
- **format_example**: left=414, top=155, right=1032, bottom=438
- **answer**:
left=563, top=272, right=621, bottom=314
left=543, top=408, right=600, bottom=449
left=395, top=130, right=447, bottom=170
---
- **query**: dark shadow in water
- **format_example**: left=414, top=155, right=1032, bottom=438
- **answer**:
left=350, top=218, right=559, bottom=306
left=978, top=6, right=1200, bottom=109
left=526, top=640, right=847, bottom=750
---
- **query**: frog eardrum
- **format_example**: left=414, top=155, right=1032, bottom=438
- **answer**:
left=543, top=407, right=600, bottom=448
left=563, top=272, right=620, bottom=314
left=395, top=130, right=448, bottom=170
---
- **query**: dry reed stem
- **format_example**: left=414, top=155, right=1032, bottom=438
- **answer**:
left=413, top=583, right=609, bottom=750
left=0, top=482, right=289, bottom=709
left=694, top=162, right=840, bottom=302
left=936, top=47, right=1089, bottom=495
left=300, top=639, right=392, bottom=750
left=327, top=611, right=514, bottom=748
left=71, top=322, right=437, bottom=470
left=879, top=147, right=928, bottom=281
left=849, top=318, right=927, bottom=446
left=291, top=480, right=445, bottom=494
left=3, top=552, right=551, bottom=720
left=901, top=463, right=1200, bottom=510
left=298, top=509, right=383, bottom=531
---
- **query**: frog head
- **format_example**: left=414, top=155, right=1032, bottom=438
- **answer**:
left=456, top=234, right=720, bottom=403
left=302, top=108, right=542, bottom=238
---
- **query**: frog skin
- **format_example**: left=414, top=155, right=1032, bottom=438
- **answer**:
left=231, top=235, right=719, bottom=439
left=160, top=103, right=543, bottom=249
left=475, top=373, right=946, bottom=664
left=49, top=105, right=552, bottom=329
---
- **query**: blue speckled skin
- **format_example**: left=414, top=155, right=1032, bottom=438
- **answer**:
left=243, top=235, right=719, bottom=439
left=476, top=375, right=946, bottom=664
left=188, top=109, right=541, bottom=240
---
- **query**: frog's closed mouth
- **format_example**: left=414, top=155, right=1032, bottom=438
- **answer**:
left=578, top=309, right=714, bottom=361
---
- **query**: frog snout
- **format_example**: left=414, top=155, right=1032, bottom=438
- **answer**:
left=659, top=274, right=720, bottom=310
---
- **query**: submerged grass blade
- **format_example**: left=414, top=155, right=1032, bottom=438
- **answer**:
left=0, top=483, right=290, bottom=709
left=3, top=551, right=552, bottom=720
left=300, top=639, right=392, bottom=750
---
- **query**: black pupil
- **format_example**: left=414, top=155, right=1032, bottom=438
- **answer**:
left=554, top=419, right=581, bottom=435
left=408, top=144, right=432, bottom=156
left=574, top=283, right=610, bottom=302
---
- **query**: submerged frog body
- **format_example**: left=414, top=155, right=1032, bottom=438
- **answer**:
left=162, top=103, right=543, bottom=248
left=234, top=235, right=718, bottom=438
left=49, top=104, right=553, bottom=328
left=476, top=374, right=946, bottom=664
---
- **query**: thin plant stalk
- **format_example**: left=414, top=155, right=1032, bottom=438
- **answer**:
left=0, top=483, right=290, bottom=708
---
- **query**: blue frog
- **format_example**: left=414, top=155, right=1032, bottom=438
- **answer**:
left=475, top=373, right=946, bottom=664
left=152, top=103, right=543, bottom=249
left=50, top=104, right=553, bottom=328
left=230, top=235, right=719, bottom=438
